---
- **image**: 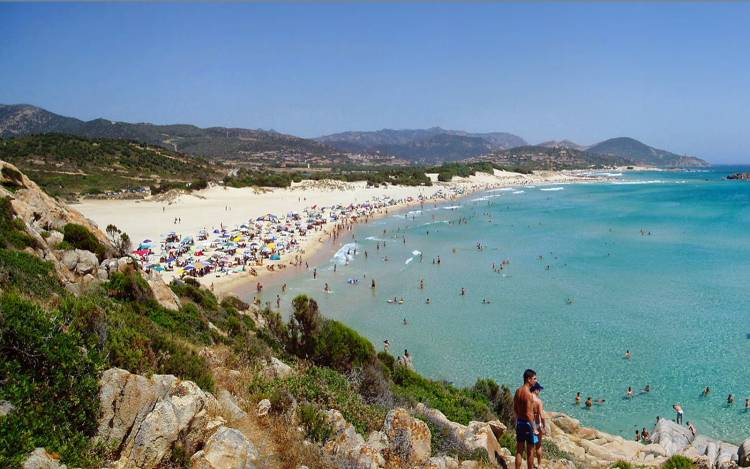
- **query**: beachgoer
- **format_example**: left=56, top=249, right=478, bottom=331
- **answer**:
left=643, top=384, right=651, bottom=393
left=625, top=350, right=632, bottom=360
left=513, top=369, right=538, bottom=469
left=403, top=318, right=408, bottom=325
left=460, top=287, right=465, bottom=296
left=426, top=298, right=431, bottom=304
left=531, top=382, right=546, bottom=468
left=641, top=427, right=650, bottom=441
left=635, top=430, right=641, bottom=442
left=419, top=279, right=424, bottom=289
left=703, top=386, right=710, bottom=397
left=371, top=279, right=376, bottom=289
left=728, top=394, right=735, bottom=405
left=383, top=339, right=390, bottom=352
left=673, top=404, right=684, bottom=424
left=313, top=268, right=317, bottom=279
left=627, top=386, right=634, bottom=399
left=324, top=282, right=330, bottom=292
left=687, top=421, right=697, bottom=436
left=575, top=392, right=581, bottom=405
left=276, top=295, right=281, bottom=308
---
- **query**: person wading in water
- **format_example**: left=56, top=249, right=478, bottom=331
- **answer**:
left=514, top=369, right=538, bottom=469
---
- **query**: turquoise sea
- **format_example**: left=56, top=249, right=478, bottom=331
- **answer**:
left=239, top=167, right=750, bottom=443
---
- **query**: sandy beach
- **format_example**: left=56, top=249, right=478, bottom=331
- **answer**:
left=75, top=170, right=604, bottom=292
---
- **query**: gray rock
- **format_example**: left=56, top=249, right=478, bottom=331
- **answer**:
left=382, top=408, right=431, bottom=466
left=22, top=448, right=67, bottom=469
left=219, top=390, right=247, bottom=422
left=191, top=426, right=258, bottom=469
left=256, top=399, right=271, bottom=417
left=45, top=230, right=64, bottom=248
left=97, top=368, right=222, bottom=469
left=74, top=249, right=99, bottom=274
left=739, top=437, right=750, bottom=467
left=0, top=400, right=15, bottom=417
left=61, top=250, right=79, bottom=270
left=96, top=268, right=109, bottom=281
left=263, top=357, right=293, bottom=379
left=650, top=418, right=694, bottom=456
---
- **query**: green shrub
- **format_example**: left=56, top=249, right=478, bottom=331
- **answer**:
left=220, top=295, right=249, bottom=311
left=249, top=366, right=386, bottom=435
left=472, top=378, right=515, bottom=427
left=0, top=197, right=37, bottom=250
left=662, top=455, right=694, bottom=469
left=105, top=270, right=153, bottom=302
left=148, top=303, right=211, bottom=345
left=0, top=249, right=64, bottom=299
left=542, top=439, right=573, bottom=461
left=611, top=461, right=635, bottom=469
left=171, top=279, right=219, bottom=311
left=62, top=223, right=106, bottom=260
left=299, top=402, right=333, bottom=443
left=313, top=320, right=376, bottom=371
left=499, top=431, right=517, bottom=455
left=0, top=294, right=103, bottom=468
left=392, top=366, right=494, bottom=425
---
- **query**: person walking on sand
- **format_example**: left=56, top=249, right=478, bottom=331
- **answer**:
left=673, top=404, right=684, bottom=424
left=531, top=382, right=546, bottom=468
left=513, top=369, right=538, bottom=469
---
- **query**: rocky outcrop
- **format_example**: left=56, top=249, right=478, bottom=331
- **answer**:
left=415, top=403, right=505, bottom=464
left=382, top=408, right=432, bottom=466
left=218, top=389, right=247, bottom=422
left=650, top=418, right=694, bottom=456
left=545, top=412, right=668, bottom=467
left=727, top=172, right=750, bottom=180
left=0, top=160, right=113, bottom=250
left=263, top=356, right=293, bottom=379
left=323, top=409, right=386, bottom=469
left=97, top=368, right=239, bottom=469
left=190, top=426, right=258, bottom=469
left=144, top=269, right=181, bottom=310
left=739, top=438, right=750, bottom=467
left=21, top=448, right=67, bottom=469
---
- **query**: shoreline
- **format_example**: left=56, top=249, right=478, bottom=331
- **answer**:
left=76, top=169, right=608, bottom=295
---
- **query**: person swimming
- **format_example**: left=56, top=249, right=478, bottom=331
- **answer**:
left=425, top=298, right=431, bottom=304
left=627, top=386, right=634, bottom=399
left=575, top=392, right=581, bottom=405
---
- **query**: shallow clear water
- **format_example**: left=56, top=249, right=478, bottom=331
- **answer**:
left=246, top=168, right=750, bottom=443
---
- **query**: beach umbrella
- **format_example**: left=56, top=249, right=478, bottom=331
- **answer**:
left=270, top=254, right=281, bottom=260
left=166, top=257, right=176, bottom=263
left=184, top=265, right=196, bottom=271
left=142, top=239, right=152, bottom=243
left=176, top=268, right=185, bottom=275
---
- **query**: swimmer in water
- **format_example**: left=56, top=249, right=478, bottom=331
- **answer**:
left=425, top=298, right=431, bottom=304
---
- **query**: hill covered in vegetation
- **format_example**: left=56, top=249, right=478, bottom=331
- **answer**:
left=317, top=127, right=527, bottom=163
left=587, top=137, right=709, bottom=167
left=470, top=145, right=633, bottom=170
left=0, top=104, right=357, bottom=165
left=0, top=134, right=218, bottom=199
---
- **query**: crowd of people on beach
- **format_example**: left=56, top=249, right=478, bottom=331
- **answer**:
left=135, top=189, right=474, bottom=286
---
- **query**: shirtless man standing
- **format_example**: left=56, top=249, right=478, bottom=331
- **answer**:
left=531, top=382, right=546, bottom=468
left=514, top=369, right=538, bottom=469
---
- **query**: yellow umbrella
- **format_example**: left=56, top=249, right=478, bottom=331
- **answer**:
left=233, top=236, right=243, bottom=242
left=267, top=242, right=277, bottom=250
left=176, top=268, right=185, bottom=275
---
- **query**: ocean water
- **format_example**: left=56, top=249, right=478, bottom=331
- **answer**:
left=247, top=167, right=750, bottom=443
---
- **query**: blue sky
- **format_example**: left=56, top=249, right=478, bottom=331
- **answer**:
left=2, top=3, right=750, bottom=163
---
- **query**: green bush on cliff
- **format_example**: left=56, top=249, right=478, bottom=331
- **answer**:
left=249, top=365, right=387, bottom=435
left=472, top=378, right=515, bottom=427
left=0, top=197, right=38, bottom=250
left=391, top=365, right=494, bottom=425
left=62, top=223, right=106, bottom=260
left=299, top=402, right=334, bottom=443
left=0, top=249, right=64, bottom=300
left=662, top=455, right=694, bottom=469
left=314, top=320, right=376, bottom=371
left=0, top=294, right=104, bottom=468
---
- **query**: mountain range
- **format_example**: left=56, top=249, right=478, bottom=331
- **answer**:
left=0, top=104, right=709, bottom=167
left=316, top=127, right=527, bottom=162
left=0, top=104, right=349, bottom=165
